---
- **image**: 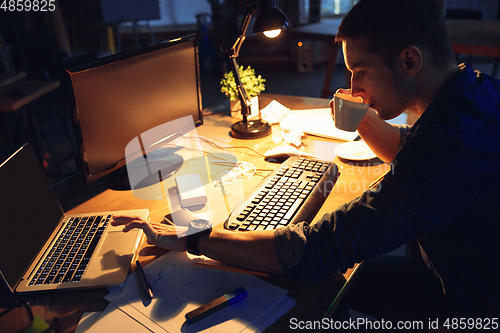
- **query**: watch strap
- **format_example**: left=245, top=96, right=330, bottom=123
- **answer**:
left=186, top=228, right=211, bottom=255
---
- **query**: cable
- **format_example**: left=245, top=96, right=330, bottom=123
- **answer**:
left=185, top=136, right=266, bottom=158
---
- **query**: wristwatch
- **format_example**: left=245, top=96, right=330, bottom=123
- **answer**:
left=186, top=219, right=212, bottom=255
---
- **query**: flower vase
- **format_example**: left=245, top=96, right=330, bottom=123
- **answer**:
left=230, top=96, right=259, bottom=120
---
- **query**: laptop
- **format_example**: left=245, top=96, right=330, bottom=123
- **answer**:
left=0, top=143, right=148, bottom=293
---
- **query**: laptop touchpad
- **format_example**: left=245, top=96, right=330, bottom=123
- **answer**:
left=98, top=231, right=140, bottom=257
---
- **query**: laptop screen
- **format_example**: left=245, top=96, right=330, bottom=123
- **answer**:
left=0, top=144, right=64, bottom=289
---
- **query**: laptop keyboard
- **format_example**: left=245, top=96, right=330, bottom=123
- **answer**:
left=29, top=215, right=111, bottom=285
left=225, top=157, right=339, bottom=231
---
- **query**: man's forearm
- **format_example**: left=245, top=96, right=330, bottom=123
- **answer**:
left=357, top=110, right=403, bottom=162
left=197, top=228, right=285, bottom=275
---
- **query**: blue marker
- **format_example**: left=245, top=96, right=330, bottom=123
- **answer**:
left=185, top=287, right=248, bottom=324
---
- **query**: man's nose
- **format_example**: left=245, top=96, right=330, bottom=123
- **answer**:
left=350, top=85, right=364, bottom=100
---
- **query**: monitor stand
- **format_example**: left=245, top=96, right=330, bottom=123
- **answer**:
left=108, top=153, right=184, bottom=191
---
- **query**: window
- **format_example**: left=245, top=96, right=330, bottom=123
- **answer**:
left=120, top=0, right=211, bottom=28
left=321, top=0, right=358, bottom=17
left=154, top=0, right=211, bottom=26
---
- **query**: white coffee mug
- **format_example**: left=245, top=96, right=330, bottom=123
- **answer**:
left=332, top=90, right=369, bottom=132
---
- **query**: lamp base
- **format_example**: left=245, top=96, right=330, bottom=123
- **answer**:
left=231, top=119, right=272, bottom=139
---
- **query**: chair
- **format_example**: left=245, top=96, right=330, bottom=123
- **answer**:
left=446, top=9, right=483, bottom=69
left=445, top=8, right=500, bottom=78
left=100, top=0, right=160, bottom=52
left=445, top=9, right=482, bottom=20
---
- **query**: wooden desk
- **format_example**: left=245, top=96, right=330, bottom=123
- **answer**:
left=0, top=80, right=60, bottom=112
left=0, top=94, right=388, bottom=332
left=446, top=19, right=500, bottom=77
left=446, top=19, right=500, bottom=58
left=0, top=79, right=61, bottom=167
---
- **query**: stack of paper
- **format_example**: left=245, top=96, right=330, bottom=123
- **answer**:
left=290, top=109, right=360, bottom=141
left=80, top=251, right=294, bottom=332
left=290, top=108, right=409, bottom=142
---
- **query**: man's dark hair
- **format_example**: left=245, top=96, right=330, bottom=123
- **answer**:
left=336, top=0, right=456, bottom=68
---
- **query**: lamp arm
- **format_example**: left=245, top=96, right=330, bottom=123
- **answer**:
left=229, top=57, right=251, bottom=121
left=229, top=2, right=259, bottom=59
left=225, top=2, right=259, bottom=122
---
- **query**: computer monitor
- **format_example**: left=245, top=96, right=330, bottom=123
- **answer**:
left=66, top=35, right=203, bottom=184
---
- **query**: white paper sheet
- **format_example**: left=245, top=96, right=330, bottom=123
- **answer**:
left=290, top=109, right=360, bottom=141
left=290, top=108, right=408, bottom=142
left=241, top=296, right=296, bottom=333
left=75, top=311, right=102, bottom=333
left=85, top=303, right=153, bottom=333
left=105, top=251, right=291, bottom=332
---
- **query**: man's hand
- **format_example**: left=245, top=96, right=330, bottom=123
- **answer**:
left=113, top=215, right=284, bottom=274
left=329, top=88, right=376, bottom=126
left=329, top=88, right=352, bottom=117
left=111, top=215, right=188, bottom=252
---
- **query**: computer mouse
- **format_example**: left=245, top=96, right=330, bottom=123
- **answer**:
left=264, top=145, right=318, bottom=163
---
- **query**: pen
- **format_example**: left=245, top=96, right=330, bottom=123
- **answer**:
left=136, top=260, right=154, bottom=301
left=368, top=169, right=391, bottom=189
left=194, top=262, right=271, bottom=277
left=185, top=287, right=248, bottom=324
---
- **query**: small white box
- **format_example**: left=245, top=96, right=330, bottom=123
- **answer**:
left=175, top=173, right=208, bottom=207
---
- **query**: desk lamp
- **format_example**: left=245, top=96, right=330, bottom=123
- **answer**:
left=225, top=0, right=291, bottom=139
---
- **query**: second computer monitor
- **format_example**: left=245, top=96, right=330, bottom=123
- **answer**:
left=67, top=34, right=203, bottom=183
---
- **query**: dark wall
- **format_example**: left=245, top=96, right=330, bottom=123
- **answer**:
left=445, top=0, right=499, bottom=20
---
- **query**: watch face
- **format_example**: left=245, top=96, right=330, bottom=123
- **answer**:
left=190, top=219, right=212, bottom=230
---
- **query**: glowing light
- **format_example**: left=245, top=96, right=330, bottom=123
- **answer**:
left=263, top=29, right=281, bottom=38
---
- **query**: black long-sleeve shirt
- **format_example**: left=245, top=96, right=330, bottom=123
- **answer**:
left=275, top=64, right=500, bottom=317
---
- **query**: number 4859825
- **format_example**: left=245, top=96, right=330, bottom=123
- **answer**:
left=1, top=0, right=56, bottom=12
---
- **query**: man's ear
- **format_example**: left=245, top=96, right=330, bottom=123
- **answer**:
left=399, top=46, right=422, bottom=76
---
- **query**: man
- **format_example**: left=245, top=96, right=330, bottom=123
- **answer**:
left=113, top=0, right=500, bottom=324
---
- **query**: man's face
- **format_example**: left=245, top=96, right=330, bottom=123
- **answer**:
left=342, top=38, right=413, bottom=120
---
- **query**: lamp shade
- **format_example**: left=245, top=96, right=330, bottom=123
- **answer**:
left=252, top=6, right=291, bottom=34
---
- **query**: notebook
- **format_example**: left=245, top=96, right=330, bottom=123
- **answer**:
left=0, top=143, right=148, bottom=293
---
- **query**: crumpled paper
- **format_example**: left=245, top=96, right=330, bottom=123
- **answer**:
left=279, top=115, right=304, bottom=146
left=261, top=100, right=290, bottom=124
